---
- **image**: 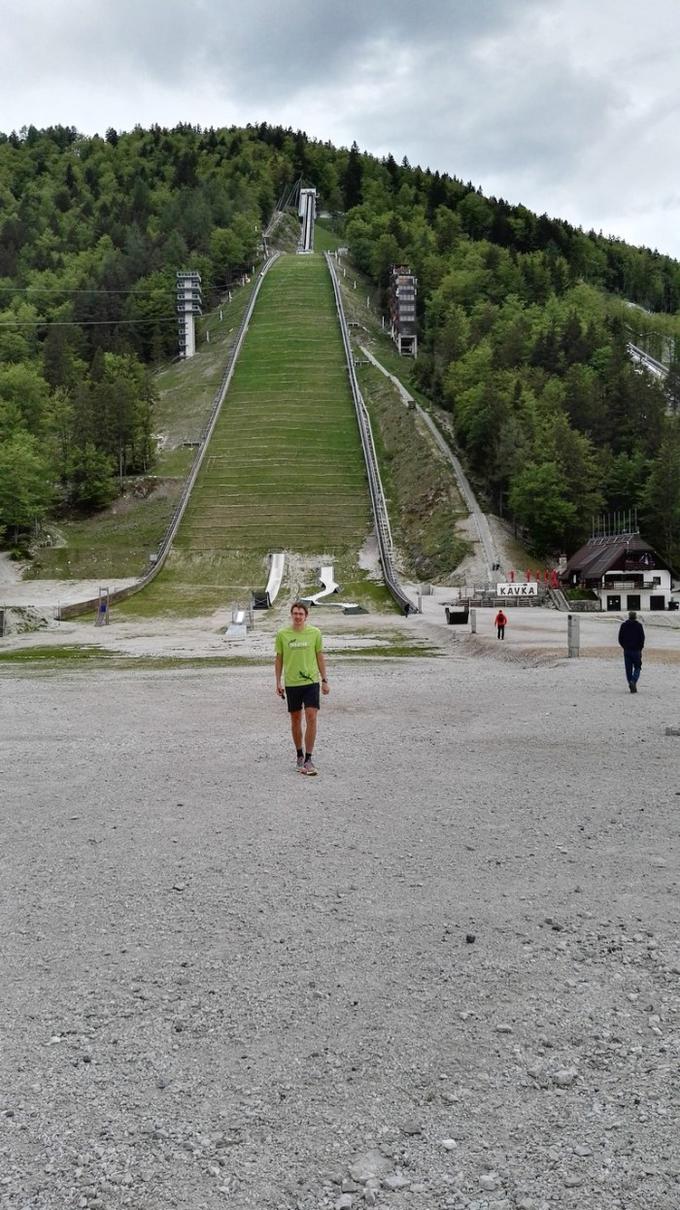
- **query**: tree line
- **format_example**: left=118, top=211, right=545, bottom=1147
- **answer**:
left=339, top=155, right=680, bottom=566
left=1, top=122, right=680, bottom=567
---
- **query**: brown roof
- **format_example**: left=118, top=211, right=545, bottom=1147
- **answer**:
left=562, top=534, right=656, bottom=581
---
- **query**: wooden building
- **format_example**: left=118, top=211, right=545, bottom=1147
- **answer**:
left=561, top=532, right=676, bottom=611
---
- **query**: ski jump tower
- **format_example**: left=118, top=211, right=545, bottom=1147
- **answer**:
left=389, top=265, right=418, bottom=357
left=298, top=187, right=317, bottom=253
left=176, top=270, right=202, bottom=359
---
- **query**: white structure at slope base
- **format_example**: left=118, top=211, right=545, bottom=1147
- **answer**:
left=265, top=552, right=285, bottom=605
left=177, top=270, right=202, bottom=359
left=301, top=565, right=340, bottom=605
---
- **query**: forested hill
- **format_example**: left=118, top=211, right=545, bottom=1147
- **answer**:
left=1, top=122, right=680, bottom=567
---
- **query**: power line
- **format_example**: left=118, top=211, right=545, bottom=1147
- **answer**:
left=0, top=286, right=172, bottom=295
left=0, top=316, right=179, bottom=327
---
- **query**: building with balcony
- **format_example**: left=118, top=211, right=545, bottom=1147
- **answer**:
left=389, top=265, right=417, bottom=356
left=561, top=532, right=677, bottom=611
left=176, top=270, right=202, bottom=359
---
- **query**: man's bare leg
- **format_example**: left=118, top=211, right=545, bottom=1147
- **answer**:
left=303, top=706, right=318, bottom=756
left=290, top=710, right=303, bottom=751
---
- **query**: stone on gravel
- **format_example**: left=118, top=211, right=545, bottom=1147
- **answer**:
left=400, top=1118, right=423, bottom=1135
left=479, top=1172, right=500, bottom=1191
left=552, top=1067, right=578, bottom=1087
left=348, top=1149, right=394, bottom=1184
left=383, top=1173, right=410, bottom=1190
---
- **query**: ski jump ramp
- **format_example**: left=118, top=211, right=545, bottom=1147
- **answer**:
left=253, top=552, right=286, bottom=610
left=266, top=552, right=285, bottom=603
left=301, top=565, right=340, bottom=606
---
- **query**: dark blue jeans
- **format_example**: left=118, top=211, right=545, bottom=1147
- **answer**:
left=623, top=649, right=642, bottom=684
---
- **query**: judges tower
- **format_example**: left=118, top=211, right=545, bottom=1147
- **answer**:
left=176, top=270, right=202, bottom=359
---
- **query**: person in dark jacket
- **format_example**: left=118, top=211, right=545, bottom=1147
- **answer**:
left=618, top=610, right=645, bottom=693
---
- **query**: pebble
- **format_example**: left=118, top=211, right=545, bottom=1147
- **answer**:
left=335, top=1196, right=352, bottom=1210
left=401, top=1119, right=423, bottom=1135
left=552, top=1068, right=578, bottom=1087
left=479, top=1173, right=500, bottom=1191
left=441, top=1138, right=458, bottom=1150
left=383, top=1173, right=410, bottom=1190
left=563, top=1174, right=584, bottom=1187
left=348, top=1149, right=393, bottom=1183
left=496, top=1024, right=513, bottom=1034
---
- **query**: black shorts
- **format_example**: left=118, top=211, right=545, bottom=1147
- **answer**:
left=285, top=683, right=320, bottom=713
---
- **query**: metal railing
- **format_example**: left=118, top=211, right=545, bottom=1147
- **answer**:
left=627, top=342, right=668, bottom=379
left=324, top=253, right=418, bottom=615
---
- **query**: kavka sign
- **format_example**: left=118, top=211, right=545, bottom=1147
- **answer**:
left=497, top=582, right=538, bottom=598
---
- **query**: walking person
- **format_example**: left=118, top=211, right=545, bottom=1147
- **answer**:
left=618, top=610, right=645, bottom=693
left=275, top=601, right=329, bottom=775
left=494, top=608, right=508, bottom=639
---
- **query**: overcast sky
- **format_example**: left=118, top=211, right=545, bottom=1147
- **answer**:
left=3, top=0, right=680, bottom=258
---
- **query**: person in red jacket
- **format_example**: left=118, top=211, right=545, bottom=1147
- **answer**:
left=494, top=609, right=508, bottom=639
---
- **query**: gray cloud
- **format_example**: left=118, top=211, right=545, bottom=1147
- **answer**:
left=3, top=1, right=542, bottom=104
left=2, top=0, right=680, bottom=256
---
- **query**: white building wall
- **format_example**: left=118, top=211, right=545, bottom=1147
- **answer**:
left=598, top=568, right=672, bottom=610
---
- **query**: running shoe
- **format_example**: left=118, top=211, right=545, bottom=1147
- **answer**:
left=296, top=754, right=305, bottom=771
left=300, top=759, right=317, bottom=776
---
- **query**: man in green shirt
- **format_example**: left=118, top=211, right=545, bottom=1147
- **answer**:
left=275, top=601, right=329, bottom=776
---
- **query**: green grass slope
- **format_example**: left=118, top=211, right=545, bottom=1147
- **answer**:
left=178, top=254, right=370, bottom=553
left=120, top=254, right=375, bottom=615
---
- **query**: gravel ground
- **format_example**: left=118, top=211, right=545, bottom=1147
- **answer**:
left=2, top=642, right=679, bottom=1210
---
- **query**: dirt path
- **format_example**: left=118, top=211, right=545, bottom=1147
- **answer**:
left=0, top=577, right=138, bottom=609
left=0, top=552, right=26, bottom=586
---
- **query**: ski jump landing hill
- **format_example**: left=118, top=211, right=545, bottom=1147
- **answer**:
left=60, top=241, right=417, bottom=618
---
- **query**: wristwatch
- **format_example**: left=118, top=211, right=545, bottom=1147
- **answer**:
left=322, top=678, right=328, bottom=684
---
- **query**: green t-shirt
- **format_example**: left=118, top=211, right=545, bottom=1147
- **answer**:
left=275, top=625, right=323, bottom=687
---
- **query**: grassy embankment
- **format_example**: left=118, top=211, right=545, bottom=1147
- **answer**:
left=26, top=276, right=259, bottom=580
left=118, top=253, right=389, bottom=617
left=324, top=245, right=473, bottom=581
